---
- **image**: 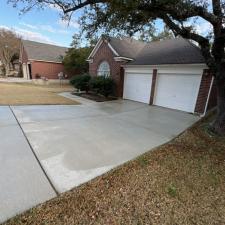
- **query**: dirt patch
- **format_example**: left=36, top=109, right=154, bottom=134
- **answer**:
left=73, top=92, right=117, bottom=102
left=3, top=115, right=225, bottom=225
left=0, top=83, right=79, bottom=105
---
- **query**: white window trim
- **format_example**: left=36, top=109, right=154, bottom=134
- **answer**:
left=97, top=61, right=111, bottom=77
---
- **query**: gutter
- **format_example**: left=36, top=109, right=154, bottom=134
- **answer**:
left=122, top=63, right=207, bottom=68
left=202, top=76, right=214, bottom=117
left=28, top=59, right=63, bottom=64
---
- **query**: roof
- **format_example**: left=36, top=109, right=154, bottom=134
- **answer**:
left=89, top=36, right=205, bottom=65
left=128, top=38, right=205, bottom=65
left=109, top=37, right=146, bottom=59
left=22, top=40, right=68, bottom=63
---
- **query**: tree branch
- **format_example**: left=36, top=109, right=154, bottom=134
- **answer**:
left=212, top=0, right=222, bottom=17
left=162, top=14, right=215, bottom=69
left=51, top=0, right=105, bottom=14
left=137, top=1, right=219, bottom=26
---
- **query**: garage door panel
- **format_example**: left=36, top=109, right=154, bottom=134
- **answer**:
left=154, top=74, right=201, bottom=113
left=123, top=73, right=152, bottom=104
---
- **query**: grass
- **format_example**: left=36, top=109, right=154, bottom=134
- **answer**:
left=3, top=114, right=225, bottom=225
left=0, top=82, right=79, bottom=105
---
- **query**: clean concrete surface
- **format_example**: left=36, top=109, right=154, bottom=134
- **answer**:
left=0, top=107, right=56, bottom=223
left=12, top=100, right=199, bottom=193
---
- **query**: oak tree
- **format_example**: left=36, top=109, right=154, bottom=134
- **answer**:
left=0, top=29, right=20, bottom=76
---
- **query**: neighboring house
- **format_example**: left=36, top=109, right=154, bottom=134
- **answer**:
left=0, top=61, right=4, bottom=76
left=12, top=59, right=20, bottom=71
left=87, top=36, right=216, bottom=115
left=20, top=40, right=68, bottom=80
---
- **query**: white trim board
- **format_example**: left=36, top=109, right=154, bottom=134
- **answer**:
left=87, top=37, right=120, bottom=61
left=107, top=43, right=119, bottom=56
left=114, top=56, right=133, bottom=61
left=28, top=59, right=63, bottom=64
left=87, top=37, right=120, bottom=60
left=203, top=76, right=214, bottom=116
left=124, top=64, right=207, bottom=75
left=87, top=39, right=103, bottom=60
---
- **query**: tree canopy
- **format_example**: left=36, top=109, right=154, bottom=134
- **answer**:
left=63, top=47, right=92, bottom=74
left=0, top=28, right=20, bottom=76
left=8, top=1, right=224, bottom=74
left=63, top=33, right=93, bottom=74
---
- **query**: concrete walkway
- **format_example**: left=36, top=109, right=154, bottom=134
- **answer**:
left=0, top=107, right=56, bottom=223
left=0, top=100, right=199, bottom=223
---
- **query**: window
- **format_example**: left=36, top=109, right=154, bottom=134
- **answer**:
left=97, top=61, right=110, bottom=77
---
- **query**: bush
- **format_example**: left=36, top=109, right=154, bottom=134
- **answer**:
left=35, top=73, right=41, bottom=79
left=89, top=76, right=104, bottom=94
left=90, top=76, right=116, bottom=97
left=70, top=74, right=91, bottom=92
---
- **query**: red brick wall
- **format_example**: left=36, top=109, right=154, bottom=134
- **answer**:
left=207, top=78, right=217, bottom=111
left=195, top=69, right=214, bottom=114
left=31, top=61, right=65, bottom=79
left=89, top=41, right=126, bottom=97
left=20, top=45, right=28, bottom=63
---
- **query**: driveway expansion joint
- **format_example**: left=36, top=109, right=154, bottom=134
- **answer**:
left=8, top=105, right=59, bottom=196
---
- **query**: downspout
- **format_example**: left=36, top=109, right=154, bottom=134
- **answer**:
left=202, top=76, right=214, bottom=117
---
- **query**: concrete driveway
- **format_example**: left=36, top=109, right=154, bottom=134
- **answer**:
left=0, top=99, right=199, bottom=222
left=0, top=107, right=56, bottom=223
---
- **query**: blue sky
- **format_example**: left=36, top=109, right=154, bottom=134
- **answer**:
left=0, top=1, right=211, bottom=47
left=0, top=1, right=81, bottom=47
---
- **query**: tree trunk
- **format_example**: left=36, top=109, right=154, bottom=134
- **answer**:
left=211, top=78, right=225, bottom=135
left=4, top=64, right=10, bottom=76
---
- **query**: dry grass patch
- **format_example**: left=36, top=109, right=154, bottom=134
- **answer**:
left=3, top=116, right=225, bottom=225
left=0, top=82, right=79, bottom=105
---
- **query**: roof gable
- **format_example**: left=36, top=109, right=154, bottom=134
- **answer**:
left=109, top=37, right=146, bottom=59
left=87, top=37, right=119, bottom=60
left=87, top=36, right=146, bottom=62
left=22, top=40, right=68, bottom=63
left=88, top=36, right=205, bottom=65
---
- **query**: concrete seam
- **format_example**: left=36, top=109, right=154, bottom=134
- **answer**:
left=8, top=106, right=59, bottom=196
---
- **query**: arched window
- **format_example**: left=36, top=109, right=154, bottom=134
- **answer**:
left=97, top=61, right=110, bottom=77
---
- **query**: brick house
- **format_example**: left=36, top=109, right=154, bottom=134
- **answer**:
left=87, top=36, right=216, bottom=115
left=20, top=40, right=68, bottom=80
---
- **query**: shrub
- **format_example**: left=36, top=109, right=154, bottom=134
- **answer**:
left=90, top=76, right=116, bottom=97
left=35, top=73, right=41, bottom=79
left=89, top=76, right=104, bottom=94
left=70, top=74, right=91, bottom=92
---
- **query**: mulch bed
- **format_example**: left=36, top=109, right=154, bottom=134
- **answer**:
left=3, top=114, right=225, bottom=225
left=73, top=92, right=117, bottom=102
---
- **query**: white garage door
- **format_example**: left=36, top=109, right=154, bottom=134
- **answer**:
left=154, top=74, right=202, bottom=113
left=123, top=73, right=152, bottom=104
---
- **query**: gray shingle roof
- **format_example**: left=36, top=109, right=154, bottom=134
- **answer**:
left=107, top=37, right=205, bottom=65
left=109, top=37, right=146, bottom=59
left=22, top=40, right=68, bottom=63
left=128, top=38, right=205, bottom=65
